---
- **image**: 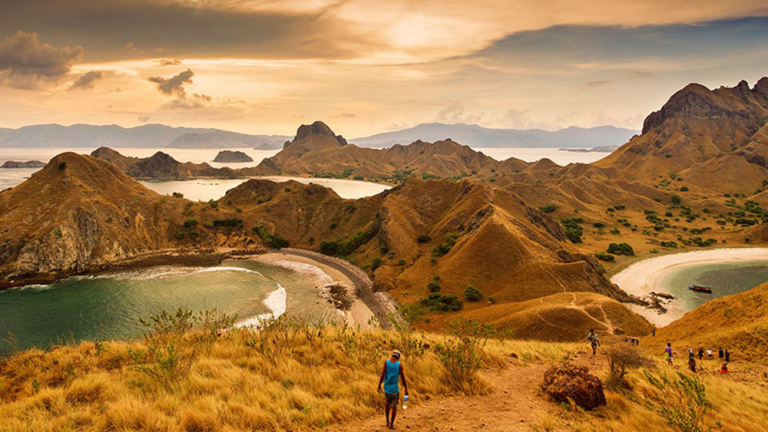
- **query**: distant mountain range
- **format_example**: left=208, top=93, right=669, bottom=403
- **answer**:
left=351, top=123, right=638, bottom=148
left=0, top=122, right=637, bottom=150
left=0, top=124, right=291, bottom=149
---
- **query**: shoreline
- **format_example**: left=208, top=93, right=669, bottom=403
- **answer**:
left=611, top=248, right=768, bottom=327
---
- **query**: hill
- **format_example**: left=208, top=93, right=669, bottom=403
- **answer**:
left=90, top=147, right=241, bottom=179
left=651, top=281, right=768, bottom=363
left=249, top=121, right=526, bottom=181
left=352, top=123, right=638, bottom=148
left=0, top=123, right=290, bottom=149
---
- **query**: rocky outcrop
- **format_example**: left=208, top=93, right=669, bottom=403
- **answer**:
left=1, top=160, right=45, bottom=168
left=91, top=147, right=241, bottom=179
left=213, top=150, right=254, bottom=163
left=541, top=364, right=606, bottom=410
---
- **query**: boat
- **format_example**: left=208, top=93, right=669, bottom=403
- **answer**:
left=689, top=285, right=713, bottom=294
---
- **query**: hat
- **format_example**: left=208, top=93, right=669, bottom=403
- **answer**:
left=392, top=350, right=401, bottom=359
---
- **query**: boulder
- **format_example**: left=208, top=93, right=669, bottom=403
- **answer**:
left=541, top=363, right=606, bottom=410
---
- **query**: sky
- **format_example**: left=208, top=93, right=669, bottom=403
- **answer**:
left=0, top=0, right=767, bottom=137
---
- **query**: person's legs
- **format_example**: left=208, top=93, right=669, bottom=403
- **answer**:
left=390, top=405, right=398, bottom=429
left=385, top=402, right=391, bottom=427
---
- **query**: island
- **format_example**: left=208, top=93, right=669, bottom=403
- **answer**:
left=1, top=160, right=46, bottom=168
left=213, top=150, right=254, bottom=163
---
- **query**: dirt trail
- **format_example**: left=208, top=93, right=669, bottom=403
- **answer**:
left=337, top=353, right=607, bottom=432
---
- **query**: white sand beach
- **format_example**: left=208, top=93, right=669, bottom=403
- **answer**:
left=611, top=248, right=768, bottom=327
left=251, top=252, right=376, bottom=329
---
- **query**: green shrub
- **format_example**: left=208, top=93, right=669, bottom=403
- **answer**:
left=184, top=218, right=198, bottom=228
left=540, top=204, right=557, bottom=214
left=670, top=194, right=682, bottom=205
left=251, top=226, right=290, bottom=249
left=594, top=252, right=615, bottom=262
left=416, top=234, right=431, bottom=243
left=561, top=218, right=584, bottom=243
left=212, top=218, right=242, bottom=228
left=427, top=281, right=442, bottom=293
left=642, top=371, right=709, bottom=432
left=420, top=294, right=463, bottom=312
left=464, top=286, right=483, bottom=302
left=607, top=243, right=634, bottom=256
left=432, top=232, right=458, bottom=257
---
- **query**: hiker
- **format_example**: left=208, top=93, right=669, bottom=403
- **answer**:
left=721, top=363, right=729, bottom=374
left=725, top=349, right=730, bottom=362
left=718, top=347, right=724, bottom=359
left=664, top=343, right=674, bottom=365
left=688, top=347, right=694, bottom=360
left=378, top=350, right=409, bottom=430
left=652, top=329, right=656, bottom=337
left=688, top=356, right=697, bottom=373
left=587, top=329, right=599, bottom=355
left=698, top=347, right=704, bottom=360
left=707, top=348, right=713, bottom=359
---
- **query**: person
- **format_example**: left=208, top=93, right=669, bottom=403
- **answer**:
left=688, top=347, right=694, bottom=361
left=652, top=329, right=656, bottom=337
left=587, top=330, right=599, bottom=355
left=720, top=363, right=729, bottom=374
left=707, top=348, right=713, bottom=359
left=725, top=349, right=730, bottom=362
left=698, top=347, right=704, bottom=360
left=665, top=343, right=674, bottom=365
left=378, top=350, right=409, bottom=430
left=689, top=356, right=697, bottom=373
left=718, top=347, right=724, bottom=360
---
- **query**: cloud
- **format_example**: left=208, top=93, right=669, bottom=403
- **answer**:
left=70, top=70, right=102, bottom=90
left=333, top=112, right=356, bottom=118
left=148, top=69, right=194, bottom=97
left=628, top=71, right=657, bottom=79
left=157, top=58, right=182, bottom=66
left=0, top=30, right=83, bottom=88
left=434, top=101, right=484, bottom=124
left=585, top=80, right=613, bottom=88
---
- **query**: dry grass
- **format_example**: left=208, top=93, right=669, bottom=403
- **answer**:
left=1, top=323, right=766, bottom=432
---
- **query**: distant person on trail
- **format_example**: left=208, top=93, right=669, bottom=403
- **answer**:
left=378, top=350, right=409, bottom=430
left=688, top=347, right=694, bottom=360
left=725, top=349, right=731, bottom=362
left=587, top=330, right=599, bottom=355
left=652, top=329, right=656, bottom=337
left=721, top=363, right=729, bottom=374
left=665, top=343, right=674, bottom=365
left=689, top=356, right=697, bottom=373
left=707, top=348, right=713, bottom=359
left=698, top=347, right=704, bottom=360
left=719, top=347, right=724, bottom=359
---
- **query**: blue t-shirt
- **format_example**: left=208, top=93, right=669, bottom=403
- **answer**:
left=384, top=359, right=400, bottom=394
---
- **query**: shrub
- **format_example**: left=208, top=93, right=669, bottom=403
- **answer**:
left=607, top=243, right=634, bottom=256
left=434, top=318, right=495, bottom=392
left=642, top=371, right=709, bottom=432
left=319, top=241, right=339, bottom=256
left=370, top=257, right=383, bottom=271
left=605, top=344, right=652, bottom=388
left=432, top=232, right=458, bottom=257
left=172, top=192, right=184, bottom=198
left=184, top=218, right=198, bottom=228
left=421, top=293, right=463, bottom=312
left=58, top=161, right=67, bottom=170
left=561, top=218, right=584, bottom=243
left=680, top=186, right=689, bottom=192
left=670, top=194, right=682, bottom=205
left=427, top=281, right=442, bottom=293
left=464, top=286, right=483, bottom=302
left=212, top=218, right=243, bottom=228
left=540, top=204, right=557, bottom=213
left=208, top=200, right=219, bottom=209
left=416, top=234, right=431, bottom=243
left=660, top=241, right=678, bottom=248
left=594, top=252, right=615, bottom=262
left=330, top=222, right=338, bottom=230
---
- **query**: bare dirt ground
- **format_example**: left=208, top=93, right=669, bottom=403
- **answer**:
left=337, top=349, right=607, bottom=432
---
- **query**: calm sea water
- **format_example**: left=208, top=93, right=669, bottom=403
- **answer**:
left=0, top=259, right=336, bottom=357
left=657, top=261, right=768, bottom=310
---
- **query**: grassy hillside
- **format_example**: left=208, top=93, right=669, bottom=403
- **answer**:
left=650, top=282, right=768, bottom=363
left=1, top=313, right=766, bottom=431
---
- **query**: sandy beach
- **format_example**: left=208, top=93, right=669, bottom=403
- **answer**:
left=250, top=252, right=378, bottom=329
left=611, top=248, right=768, bottom=327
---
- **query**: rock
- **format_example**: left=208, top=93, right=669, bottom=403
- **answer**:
left=541, top=363, right=606, bottom=410
left=213, top=150, right=254, bottom=163
left=1, top=160, right=45, bottom=168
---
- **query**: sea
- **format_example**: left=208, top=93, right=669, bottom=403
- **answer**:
left=0, top=260, right=338, bottom=357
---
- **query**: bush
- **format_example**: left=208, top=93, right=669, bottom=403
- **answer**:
left=172, top=192, right=184, bottom=198
left=607, top=243, right=634, bottom=256
left=605, top=344, right=652, bottom=388
left=561, top=218, right=584, bottom=243
left=58, top=161, right=67, bottom=170
left=594, top=252, right=615, bottom=262
left=427, top=281, right=442, bottom=293
left=432, top=232, right=458, bottom=257
left=370, top=257, right=383, bottom=271
left=212, top=218, right=243, bottom=228
left=183, top=218, right=198, bottom=228
left=670, top=194, right=682, bottom=205
left=319, top=241, right=339, bottom=255
left=434, top=318, right=496, bottom=393
left=421, top=293, right=463, bottom=312
left=642, top=371, right=709, bottom=432
left=540, top=204, right=557, bottom=213
left=464, top=286, right=483, bottom=302
left=416, top=234, right=431, bottom=243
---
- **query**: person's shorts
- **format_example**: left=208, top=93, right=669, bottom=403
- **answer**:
left=385, top=392, right=400, bottom=408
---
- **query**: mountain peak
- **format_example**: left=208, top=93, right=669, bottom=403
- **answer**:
left=294, top=121, right=347, bottom=146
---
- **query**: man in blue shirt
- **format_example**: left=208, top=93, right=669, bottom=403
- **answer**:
left=377, top=350, right=409, bottom=429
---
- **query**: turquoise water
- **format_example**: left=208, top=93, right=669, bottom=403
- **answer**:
left=0, top=260, right=335, bottom=357
left=658, top=261, right=768, bottom=310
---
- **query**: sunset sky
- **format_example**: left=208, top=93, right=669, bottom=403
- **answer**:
left=1, top=0, right=768, bottom=137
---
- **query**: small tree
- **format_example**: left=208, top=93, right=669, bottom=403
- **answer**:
left=605, top=343, right=652, bottom=387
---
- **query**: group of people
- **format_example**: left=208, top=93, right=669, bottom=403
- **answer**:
left=665, top=343, right=732, bottom=374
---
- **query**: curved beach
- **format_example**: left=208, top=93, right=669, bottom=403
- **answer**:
left=612, top=248, right=768, bottom=327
